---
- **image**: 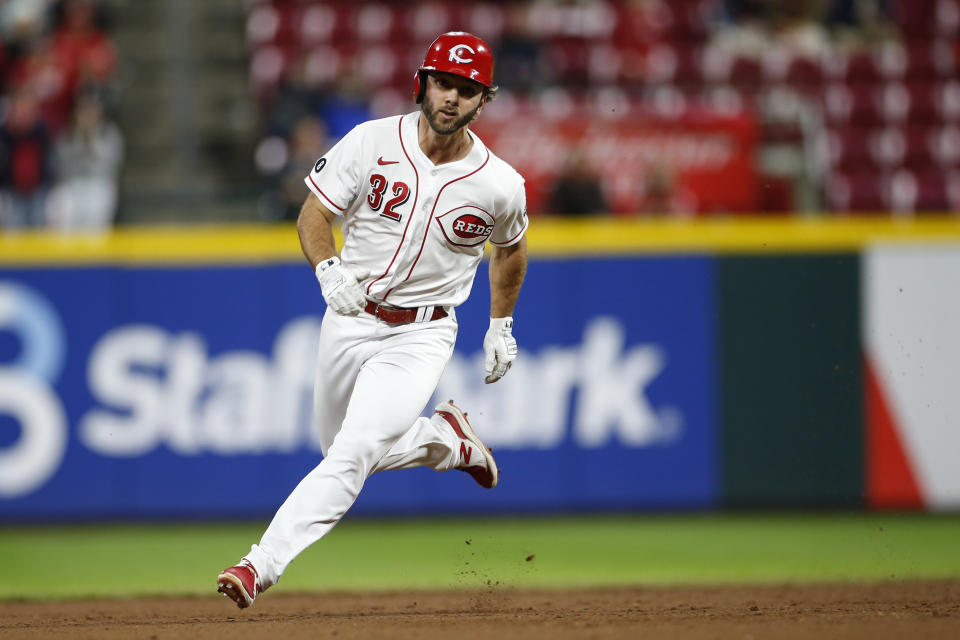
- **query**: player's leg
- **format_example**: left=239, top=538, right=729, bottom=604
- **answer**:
left=241, top=319, right=457, bottom=591
left=312, top=310, right=377, bottom=454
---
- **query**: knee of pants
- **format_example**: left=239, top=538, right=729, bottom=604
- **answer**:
left=324, top=433, right=391, bottom=479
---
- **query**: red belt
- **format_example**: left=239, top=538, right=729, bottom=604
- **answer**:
left=364, top=301, right=448, bottom=324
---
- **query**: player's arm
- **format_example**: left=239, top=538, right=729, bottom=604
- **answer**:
left=483, top=236, right=527, bottom=383
left=296, top=192, right=339, bottom=268
left=297, top=192, right=368, bottom=315
left=489, top=236, right=527, bottom=317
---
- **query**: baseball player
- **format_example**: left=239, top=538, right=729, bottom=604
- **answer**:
left=217, top=31, right=528, bottom=608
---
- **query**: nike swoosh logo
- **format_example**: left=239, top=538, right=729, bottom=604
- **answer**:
left=377, top=157, right=399, bottom=166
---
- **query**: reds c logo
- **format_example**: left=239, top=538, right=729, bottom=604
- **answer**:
left=448, top=44, right=476, bottom=64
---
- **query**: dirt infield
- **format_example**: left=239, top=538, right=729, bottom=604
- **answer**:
left=2, top=580, right=958, bottom=639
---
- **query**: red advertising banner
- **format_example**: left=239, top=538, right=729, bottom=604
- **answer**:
left=472, top=105, right=759, bottom=216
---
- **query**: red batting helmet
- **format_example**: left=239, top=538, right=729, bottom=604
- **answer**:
left=414, top=31, right=495, bottom=103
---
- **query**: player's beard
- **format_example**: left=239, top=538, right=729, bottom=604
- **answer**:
left=421, top=96, right=480, bottom=135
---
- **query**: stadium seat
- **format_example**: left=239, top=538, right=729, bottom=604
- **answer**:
left=937, top=82, right=960, bottom=122
left=888, top=168, right=956, bottom=212
left=825, top=170, right=889, bottom=212
left=246, top=4, right=281, bottom=48
left=869, top=127, right=938, bottom=170
left=302, top=45, right=343, bottom=87
left=892, top=0, right=937, bottom=38
left=300, top=3, right=342, bottom=46
left=354, top=4, right=407, bottom=43
left=546, top=39, right=591, bottom=87
left=465, top=3, right=506, bottom=41
left=825, top=128, right=874, bottom=171
left=356, top=45, right=397, bottom=85
left=930, top=125, right=960, bottom=166
left=825, top=50, right=883, bottom=85
left=666, top=0, right=713, bottom=43
left=822, top=84, right=884, bottom=126
left=644, top=44, right=704, bottom=88
left=784, top=54, right=823, bottom=91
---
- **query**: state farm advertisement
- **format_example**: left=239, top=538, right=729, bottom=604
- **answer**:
left=471, top=107, right=759, bottom=215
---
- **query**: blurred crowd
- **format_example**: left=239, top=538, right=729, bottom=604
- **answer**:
left=248, top=0, right=960, bottom=218
left=0, top=0, right=122, bottom=231
left=3, top=0, right=955, bottom=227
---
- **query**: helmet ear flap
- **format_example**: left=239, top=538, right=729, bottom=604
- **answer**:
left=414, top=71, right=427, bottom=104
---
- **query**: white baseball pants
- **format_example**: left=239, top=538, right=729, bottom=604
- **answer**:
left=245, top=308, right=463, bottom=589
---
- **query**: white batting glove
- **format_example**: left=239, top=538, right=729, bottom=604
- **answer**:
left=483, top=316, right=518, bottom=384
left=315, top=256, right=369, bottom=316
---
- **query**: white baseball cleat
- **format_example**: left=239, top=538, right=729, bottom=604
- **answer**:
left=434, top=400, right=499, bottom=489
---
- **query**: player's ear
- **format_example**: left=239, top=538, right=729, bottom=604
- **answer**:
left=472, top=96, right=486, bottom=121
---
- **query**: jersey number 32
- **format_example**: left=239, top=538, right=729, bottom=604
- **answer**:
left=368, top=174, right=410, bottom=222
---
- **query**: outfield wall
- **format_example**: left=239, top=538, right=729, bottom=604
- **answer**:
left=1, top=219, right=959, bottom=519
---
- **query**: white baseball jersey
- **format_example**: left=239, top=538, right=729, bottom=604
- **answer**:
left=304, top=111, right=528, bottom=308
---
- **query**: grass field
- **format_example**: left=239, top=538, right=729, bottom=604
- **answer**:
left=2, top=512, right=959, bottom=601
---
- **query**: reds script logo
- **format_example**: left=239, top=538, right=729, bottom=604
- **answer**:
left=435, top=206, right=495, bottom=248
left=448, top=44, right=475, bottom=64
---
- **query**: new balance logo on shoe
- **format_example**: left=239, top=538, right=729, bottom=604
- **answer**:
left=435, top=400, right=498, bottom=489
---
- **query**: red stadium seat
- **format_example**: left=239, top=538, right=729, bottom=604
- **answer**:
left=302, top=45, right=344, bottom=87
left=888, top=169, right=956, bottom=212
left=407, top=3, right=455, bottom=43
left=822, top=84, right=885, bottom=126
left=246, top=4, right=281, bottom=48
left=644, top=45, right=704, bottom=88
left=588, top=44, right=623, bottom=85
left=825, top=128, right=874, bottom=170
left=869, top=127, right=938, bottom=170
left=300, top=3, right=342, bottom=46
left=354, top=4, right=409, bottom=44
left=930, top=125, right=960, bottom=166
left=729, top=55, right=765, bottom=92
left=465, top=3, right=506, bottom=42
left=827, top=51, right=883, bottom=85
left=667, top=0, right=715, bottom=43
left=546, top=38, right=591, bottom=87
left=356, top=45, right=398, bottom=85
left=785, top=54, right=823, bottom=91
left=826, top=170, right=889, bottom=212
left=892, top=0, right=937, bottom=38
left=937, top=82, right=960, bottom=122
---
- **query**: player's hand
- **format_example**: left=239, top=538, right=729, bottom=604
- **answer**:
left=483, top=317, right=517, bottom=384
left=315, top=256, right=369, bottom=316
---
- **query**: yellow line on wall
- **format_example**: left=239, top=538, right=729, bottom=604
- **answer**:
left=2, top=217, right=960, bottom=264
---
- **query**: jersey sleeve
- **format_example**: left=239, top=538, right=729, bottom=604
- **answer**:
left=303, top=126, right=364, bottom=215
left=489, top=180, right=528, bottom=246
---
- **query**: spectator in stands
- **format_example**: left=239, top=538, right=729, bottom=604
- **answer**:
left=548, top=149, right=609, bottom=215
left=48, top=90, right=123, bottom=231
left=495, top=3, right=545, bottom=94
left=269, top=115, right=330, bottom=222
left=771, top=0, right=831, bottom=58
left=317, top=72, right=373, bottom=140
left=710, top=0, right=772, bottom=58
left=50, top=0, right=116, bottom=94
left=636, top=161, right=697, bottom=216
left=5, top=38, right=71, bottom=133
left=0, top=87, right=53, bottom=228
left=0, top=0, right=53, bottom=50
left=265, top=58, right=323, bottom=142
left=826, top=0, right=897, bottom=48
